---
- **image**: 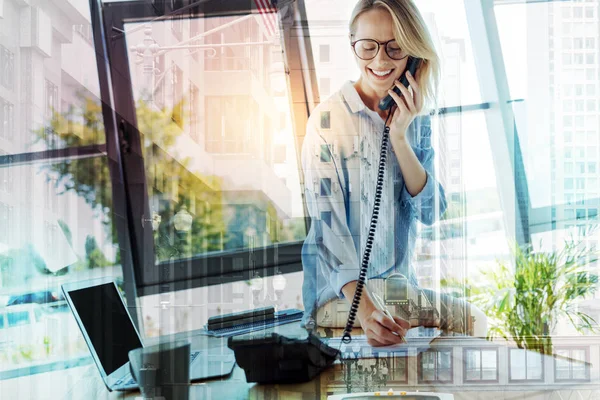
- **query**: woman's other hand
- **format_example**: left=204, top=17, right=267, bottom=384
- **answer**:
left=341, top=281, right=410, bottom=347
left=359, top=305, right=410, bottom=347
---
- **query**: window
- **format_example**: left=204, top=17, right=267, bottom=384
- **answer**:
left=0, top=45, right=14, bottom=90
left=418, top=349, right=452, bottom=383
left=586, top=54, right=595, bottom=64
left=319, top=44, right=330, bottom=63
left=565, top=148, right=572, bottom=159
left=320, top=144, right=333, bottom=162
left=7, top=311, right=30, bottom=327
left=564, top=162, right=573, bottom=173
left=320, top=211, right=332, bottom=228
left=390, top=353, right=408, bottom=382
left=189, top=81, right=200, bottom=143
left=171, top=63, right=184, bottom=129
left=565, top=178, right=574, bottom=190
left=564, top=116, right=572, bottom=127
left=171, top=0, right=184, bottom=40
left=320, top=111, right=331, bottom=129
left=0, top=201, right=9, bottom=245
left=45, top=80, right=59, bottom=149
left=0, top=98, right=14, bottom=141
left=586, top=69, right=595, bottom=80
left=555, top=348, right=589, bottom=382
left=565, top=209, right=575, bottom=220
left=585, top=7, right=594, bottom=18
left=320, top=178, right=332, bottom=197
left=205, top=96, right=258, bottom=154
left=464, top=348, right=498, bottom=382
left=509, top=349, right=543, bottom=382
left=565, top=194, right=574, bottom=205
left=73, top=24, right=94, bottom=45
left=586, top=38, right=595, bottom=49
left=564, top=131, right=572, bottom=142
left=589, top=162, right=596, bottom=174
left=320, top=77, right=331, bottom=97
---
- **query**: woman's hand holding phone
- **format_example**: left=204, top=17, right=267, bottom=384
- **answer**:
left=385, top=63, right=423, bottom=144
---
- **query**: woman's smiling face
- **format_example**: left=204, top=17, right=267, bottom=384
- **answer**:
left=352, top=7, right=408, bottom=102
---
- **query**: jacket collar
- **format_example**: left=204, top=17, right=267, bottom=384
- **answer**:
left=341, top=81, right=366, bottom=114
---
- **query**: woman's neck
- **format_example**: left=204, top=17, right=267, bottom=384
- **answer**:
left=353, top=79, right=388, bottom=120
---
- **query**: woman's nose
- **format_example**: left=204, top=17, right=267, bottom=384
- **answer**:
left=374, top=45, right=392, bottom=63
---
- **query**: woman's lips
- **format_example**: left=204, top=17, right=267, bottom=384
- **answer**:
left=369, top=68, right=394, bottom=80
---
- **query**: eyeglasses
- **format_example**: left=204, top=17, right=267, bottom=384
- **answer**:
left=351, top=39, right=408, bottom=61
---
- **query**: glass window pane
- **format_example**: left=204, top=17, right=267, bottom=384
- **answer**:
left=437, top=351, right=452, bottom=381
left=555, top=349, right=571, bottom=380
left=421, top=352, right=436, bottom=381
left=510, top=349, right=526, bottom=380
left=0, top=0, right=119, bottom=377
left=481, top=350, right=497, bottom=380
left=571, top=349, right=588, bottom=380
left=7, top=311, right=30, bottom=327
left=0, top=157, right=120, bottom=373
left=497, top=1, right=600, bottom=215
left=123, top=16, right=307, bottom=263
left=465, top=349, right=480, bottom=381
left=527, top=351, right=543, bottom=380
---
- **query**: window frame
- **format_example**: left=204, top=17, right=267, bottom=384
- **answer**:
left=508, top=348, right=545, bottom=383
left=98, top=0, right=317, bottom=295
left=553, top=346, right=591, bottom=383
left=463, top=347, right=499, bottom=384
left=417, top=348, right=453, bottom=384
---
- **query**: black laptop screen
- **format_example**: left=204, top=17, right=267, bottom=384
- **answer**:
left=68, top=283, right=142, bottom=376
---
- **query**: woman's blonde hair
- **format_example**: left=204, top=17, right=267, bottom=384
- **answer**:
left=349, top=0, right=440, bottom=112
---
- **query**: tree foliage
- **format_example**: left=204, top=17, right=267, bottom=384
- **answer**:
left=36, top=93, right=229, bottom=263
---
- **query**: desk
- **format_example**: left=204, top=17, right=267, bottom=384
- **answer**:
left=3, top=324, right=600, bottom=399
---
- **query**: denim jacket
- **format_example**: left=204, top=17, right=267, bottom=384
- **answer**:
left=301, top=81, right=447, bottom=327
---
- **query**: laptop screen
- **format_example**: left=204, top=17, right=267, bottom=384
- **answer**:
left=68, top=283, right=142, bottom=376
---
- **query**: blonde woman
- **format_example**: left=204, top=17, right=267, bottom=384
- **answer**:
left=301, top=0, right=486, bottom=346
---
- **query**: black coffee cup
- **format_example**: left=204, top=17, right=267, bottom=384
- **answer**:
left=128, top=341, right=190, bottom=400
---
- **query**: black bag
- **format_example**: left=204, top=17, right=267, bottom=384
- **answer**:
left=227, top=332, right=339, bottom=384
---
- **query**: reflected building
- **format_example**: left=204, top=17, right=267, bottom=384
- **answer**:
left=321, top=335, right=600, bottom=396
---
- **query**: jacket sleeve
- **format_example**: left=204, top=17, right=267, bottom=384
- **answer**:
left=302, top=119, right=360, bottom=298
left=399, top=116, right=447, bottom=226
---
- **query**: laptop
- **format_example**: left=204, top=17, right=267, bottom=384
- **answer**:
left=62, top=278, right=235, bottom=391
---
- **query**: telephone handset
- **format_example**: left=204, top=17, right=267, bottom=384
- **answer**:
left=342, top=58, right=422, bottom=343
left=378, top=56, right=422, bottom=111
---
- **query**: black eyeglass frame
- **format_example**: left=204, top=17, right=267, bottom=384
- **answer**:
left=350, top=38, right=408, bottom=60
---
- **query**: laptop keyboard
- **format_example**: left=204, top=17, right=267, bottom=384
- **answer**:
left=115, top=351, right=201, bottom=387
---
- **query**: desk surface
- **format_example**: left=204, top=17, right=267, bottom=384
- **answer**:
left=3, top=324, right=600, bottom=400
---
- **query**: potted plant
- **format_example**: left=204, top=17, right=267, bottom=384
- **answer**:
left=444, top=239, right=599, bottom=354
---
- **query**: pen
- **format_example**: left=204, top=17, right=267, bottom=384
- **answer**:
left=372, top=293, right=406, bottom=343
